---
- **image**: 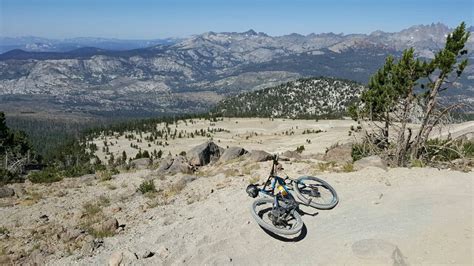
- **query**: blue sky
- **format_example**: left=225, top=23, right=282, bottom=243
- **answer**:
left=0, top=0, right=472, bottom=39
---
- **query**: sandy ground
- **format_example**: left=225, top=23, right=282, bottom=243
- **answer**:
left=48, top=166, right=473, bottom=265
left=92, top=118, right=474, bottom=164
left=92, top=118, right=360, bottom=162
left=1, top=118, right=472, bottom=265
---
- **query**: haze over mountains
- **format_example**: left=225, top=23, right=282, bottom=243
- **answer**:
left=0, top=37, right=181, bottom=54
left=1, top=23, right=473, bottom=116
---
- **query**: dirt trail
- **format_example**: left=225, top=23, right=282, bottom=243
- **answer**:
left=52, top=167, right=473, bottom=265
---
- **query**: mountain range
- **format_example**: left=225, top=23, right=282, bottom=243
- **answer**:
left=0, top=23, right=472, bottom=116
left=0, top=36, right=181, bottom=54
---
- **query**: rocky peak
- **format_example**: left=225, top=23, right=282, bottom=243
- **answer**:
left=243, top=29, right=258, bottom=36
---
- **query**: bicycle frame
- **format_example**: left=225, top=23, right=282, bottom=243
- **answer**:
left=259, top=157, right=293, bottom=208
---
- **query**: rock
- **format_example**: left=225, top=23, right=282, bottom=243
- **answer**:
left=323, top=143, right=353, bottom=164
left=157, top=245, right=170, bottom=259
left=62, top=228, right=82, bottom=242
left=188, top=141, right=224, bottom=166
left=180, top=176, right=197, bottom=184
left=166, top=156, right=193, bottom=174
left=451, top=158, right=464, bottom=165
left=111, top=206, right=122, bottom=213
left=102, top=218, right=119, bottom=232
left=93, top=218, right=119, bottom=233
left=39, top=214, right=49, bottom=222
left=79, top=174, right=96, bottom=182
left=108, top=251, right=123, bottom=266
left=354, top=155, right=387, bottom=170
left=219, top=147, right=248, bottom=162
left=157, top=155, right=192, bottom=175
left=28, top=249, right=45, bottom=265
left=122, top=250, right=138, bottom=262
left=281, top=150, right=302, bottom=159
left=80, top=235, right=96, bottom=255
left=141, top=250, right=155, bottom=258
left=157, top=156, right=174, bottom=171
left=0, top=187, right=15, bottom=198
left=247, top=150, right=273, bottom=162
left=10, top=184, right=26, bottom=197
left=352, top=239, right=407, bottom=265
left=130, top=158, right=151, bottom=170
left=92, top=238, right=104, bottom=251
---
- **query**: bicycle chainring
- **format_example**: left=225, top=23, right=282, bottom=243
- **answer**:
left=268, top=207, right=288, bottom=226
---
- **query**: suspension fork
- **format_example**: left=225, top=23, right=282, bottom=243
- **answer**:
left=261, top=162, right=276, bottom=192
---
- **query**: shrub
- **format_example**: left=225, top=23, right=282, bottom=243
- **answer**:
left=28, top=168, right=62, bottom=183
left=82, top=202, right=102, bottom=217
left=296, top=145, right=305, bottom=153
left=351, top=142, right=372, bottom=161
left=0, top=227, right=9, bottom=235
left=0, top=169, right=21, bottom=184
left=97, top=170, right=112, bottom=181
left=137, top=180, right=156, bottom=194
left=88, top=228, right=115, bottom=238
left=425, top=139, right=474, bottom=162
left=110, top=167, right=120, bottom=175
left=98, top=195, right=110, bottom=207
left=63, top=165, right=95, bottom=178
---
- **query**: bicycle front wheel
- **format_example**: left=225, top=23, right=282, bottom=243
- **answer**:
left=293, top=176, right=338, bottom=210
left=250, top=198, right=304, bottom=235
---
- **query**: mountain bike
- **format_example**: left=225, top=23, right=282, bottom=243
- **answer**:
left=246, top=155, right=338, bottom=235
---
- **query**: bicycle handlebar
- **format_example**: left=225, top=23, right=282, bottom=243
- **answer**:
left=272, top=154, right=279, bottom=165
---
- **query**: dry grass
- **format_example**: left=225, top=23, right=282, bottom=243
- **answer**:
left=54, top=190, right=68, bottom=197
left=248, top=176, right=260, bottom=184
left=410, top=159, right=425, bottom=168
left=223, top=168, right=239, bottom=177
left=314, top=161, right=337, bottom=172
left=145, top=180, right=188, bottom=207
left=342, top=162, right=355, bottom=172
left=163, top=181, right=186, bottom=199
left=242, top=163, right=260, bottom=175
left=82, top=202, right=103, bottom=217
left=80, top=200, right=116, bottom=238
left=19, top=190, right=43, bottom=206
left=195, top=168, right=213, bottom=177
left=98, top=195, right=111, bottom=207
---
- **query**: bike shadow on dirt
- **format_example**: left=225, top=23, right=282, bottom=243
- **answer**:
left=260, top=224, right=308, bottom=242
left=260, top=209, right=318, bottom=242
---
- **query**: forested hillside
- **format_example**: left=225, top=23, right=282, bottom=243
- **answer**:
left=212, top=77, right=365, bottom=118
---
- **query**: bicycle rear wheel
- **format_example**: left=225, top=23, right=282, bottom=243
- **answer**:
left=293, top=176, right=338, bottom=210
left=250, top=198, right=304, bottom=235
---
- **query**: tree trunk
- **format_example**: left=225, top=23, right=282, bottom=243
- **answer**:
left=411, top=77, right=444, bottom=159
left=395, top=97, right=412, bottom=166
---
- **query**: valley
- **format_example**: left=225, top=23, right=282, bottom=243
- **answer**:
left=1, top=24, right=473, bottom=117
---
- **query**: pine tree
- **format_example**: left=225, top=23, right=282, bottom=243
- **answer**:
left=411, top=22, right=470, bottom=159
left=352, top=22, right=470, bottom=165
